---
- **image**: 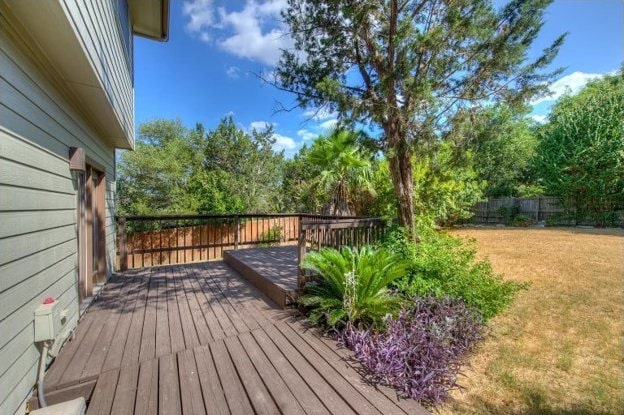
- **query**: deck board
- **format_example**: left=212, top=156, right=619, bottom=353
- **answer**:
left=37, top=255, right=428, bottom=414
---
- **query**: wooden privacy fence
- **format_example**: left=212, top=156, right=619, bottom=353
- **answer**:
left=471, top=196, right=563, bottom=224
left=116, top=213, right=385, bottom=271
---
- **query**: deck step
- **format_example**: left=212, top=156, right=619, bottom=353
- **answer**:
left=223, top=247, right=298, bottom=308
left=29, top=379, right=96, bottom=411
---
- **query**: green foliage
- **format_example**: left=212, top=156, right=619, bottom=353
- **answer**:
left=259, top=225, right=282, bottom=247
left=383, top=226, right=526, bottom=320
left=515, top=183, right=546, bottom=198
left=117, top=119, right=204, bottom=215
left=365, top=143, right=485, bottom=225
left=511, top=214, right=535, bottom=227
left=117, top=117, right=286, bottom=215
left=281, top=144, right=324, bottom=213
left=198, top=117, right=286, bottom=213
left=534, top=73, right=624, bottom=226
left=451, top=104, right=541, bottom=197
left=412, top=143, right=486, bottom=226
left=361, top=158, right=398, bottom=219
left=277, top=0, right=564, bottom=230
left=306, top=130, right=376, bottom=215
left=300, top=246, right=409, bottom=328
left=498, top=206, right=520, bottom=225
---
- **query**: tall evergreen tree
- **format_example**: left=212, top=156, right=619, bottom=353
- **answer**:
left=276, top=0, right=564, bottom=236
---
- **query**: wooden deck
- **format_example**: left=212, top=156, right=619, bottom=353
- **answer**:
left=223, top=246, right=298, bottom=307
left=36, top=260, right=428, bottom=414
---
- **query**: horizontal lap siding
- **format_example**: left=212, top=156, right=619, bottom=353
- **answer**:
left=0, top=10, right=118, bottom=415
left=61, top=0, right=134, bottom=145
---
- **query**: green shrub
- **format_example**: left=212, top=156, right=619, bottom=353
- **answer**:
left=498, top=206, right=519, bottom=225
left=259, top=225, right=282, bottom=247
left=511, top=214, right=535, bottom=227
left=300, top=246, right=409, bottom=328
left=382, top=226, right=526, bottom=320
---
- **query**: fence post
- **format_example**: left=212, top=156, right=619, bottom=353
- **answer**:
left=297, top=217, right=306, bottom=292
left=118, top=217, right=128, bottom=272
left=234, top=215, right=240, bottom=250
left=537, top=197, right=541, bottom=222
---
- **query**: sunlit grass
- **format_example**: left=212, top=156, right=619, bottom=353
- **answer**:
left=437, top=228, right=624, bottom=415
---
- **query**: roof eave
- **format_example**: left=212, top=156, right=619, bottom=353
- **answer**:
left=129, top=0, right=170, bottom=42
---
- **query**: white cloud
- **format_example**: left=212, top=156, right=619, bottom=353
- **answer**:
left=183, top=0, right=292, bottom=66
left=297, top=129, right=318, bottom=141
left=272, top=133, right=297, bottom=151
left=249, top=121, right=273, bottom=131
left=225, top=65, right=241, bottom=78
left=531, top=114, right=548, bottom=124
left=302, top=107, right=338, bottom=121
left=531, top=71, right=606, bottom=105
left=319, top=119, right=338, bottom=131
left=183, top=0, right=214, bottom=40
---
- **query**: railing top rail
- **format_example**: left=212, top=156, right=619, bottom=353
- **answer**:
left=117, top=213, right=377, bottom=221
left=301, top=218, right=384, bottom=230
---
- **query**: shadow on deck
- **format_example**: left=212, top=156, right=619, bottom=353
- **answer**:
left=33, top=256, right=428, bottom=414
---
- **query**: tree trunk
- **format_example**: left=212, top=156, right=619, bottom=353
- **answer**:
left=386, top=125, right=416, bottom=239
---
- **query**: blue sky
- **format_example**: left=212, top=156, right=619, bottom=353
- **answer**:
left=134, top=0, right=623, bottom=156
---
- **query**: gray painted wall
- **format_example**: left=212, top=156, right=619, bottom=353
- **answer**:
left=0, top=1, right=131, bottom=412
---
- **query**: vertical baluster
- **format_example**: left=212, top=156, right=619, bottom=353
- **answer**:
left=233, top=216, right=236, bottom=248
left=118, top=217, right=127, bottom=271
left=219, top=218, right=223, bottom=258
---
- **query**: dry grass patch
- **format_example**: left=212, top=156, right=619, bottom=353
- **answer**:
left=438, top=228, right=624, bottom=415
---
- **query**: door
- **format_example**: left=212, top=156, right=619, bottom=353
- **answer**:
left=79, top=164, right=106, bottom=301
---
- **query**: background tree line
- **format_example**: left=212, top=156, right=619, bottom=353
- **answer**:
left=117, top=72, right=623, bottom=227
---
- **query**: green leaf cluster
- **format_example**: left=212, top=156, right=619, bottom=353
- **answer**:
left=282, top=130, right=376, bottom=215
left=117, top=117, right=286, bottom=215
left=450, top=104, right=541, bottom=197
left=362, top=142, right=485, bottom=225
left=383, top=226, right=527, bottom=320
left=300, top=246, right=409, bottom=328
left=534, top=73, right=624, bottom=225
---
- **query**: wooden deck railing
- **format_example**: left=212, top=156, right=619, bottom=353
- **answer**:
left=296, top=217, right=387, bottom=289
left=116, top=213, right=384, bottom=272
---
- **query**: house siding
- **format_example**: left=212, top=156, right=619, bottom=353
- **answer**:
left=0, top=8, right=120, bottom=415
left=60, top=0, right=135, bottom=146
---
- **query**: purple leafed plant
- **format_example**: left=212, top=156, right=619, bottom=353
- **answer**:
left=340, top=296, right=483, bottom=405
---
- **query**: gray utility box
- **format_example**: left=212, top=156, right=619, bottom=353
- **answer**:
left=34, top=301, right=61, bottom=342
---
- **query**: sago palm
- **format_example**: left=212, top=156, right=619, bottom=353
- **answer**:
left=300, top=246, right=408, bottom=328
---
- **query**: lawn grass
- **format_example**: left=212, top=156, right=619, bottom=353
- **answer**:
left=438, top=227, right=624, bottom=415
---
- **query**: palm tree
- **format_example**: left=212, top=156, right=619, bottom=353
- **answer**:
left=308, top=130, right=376, bottom=215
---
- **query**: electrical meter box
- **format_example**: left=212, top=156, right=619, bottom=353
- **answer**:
left=34, top=301, right=61, bottom=342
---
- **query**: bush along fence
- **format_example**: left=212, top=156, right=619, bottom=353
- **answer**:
left=470, top=197, right=564, bottom=225
left=116, top=213, right=387, bottom=272
left=470, top=197, right=624, bottom=226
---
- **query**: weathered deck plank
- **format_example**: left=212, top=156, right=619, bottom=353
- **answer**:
left=38, top=255, right=428, bottom=414
left=210, top=339, right=255, bottom=415
left=109, top=363, right=139, bottom=415
left=193, top=345, right=230, bottom=415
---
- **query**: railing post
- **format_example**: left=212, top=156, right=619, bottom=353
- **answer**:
left=297, top=217, right=306, bottom=292
left=234, top=215, right=240, bottom=250
left=118, top=217, right=128, bottom=272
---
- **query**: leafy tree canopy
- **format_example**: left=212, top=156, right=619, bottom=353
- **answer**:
left=534, top=72, right=624, bottom=225
left=449, top=104, right=540, bottom=197
left=117, top=117, right=286, bottom=215
left=276, top=0, right=564, bottom=234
